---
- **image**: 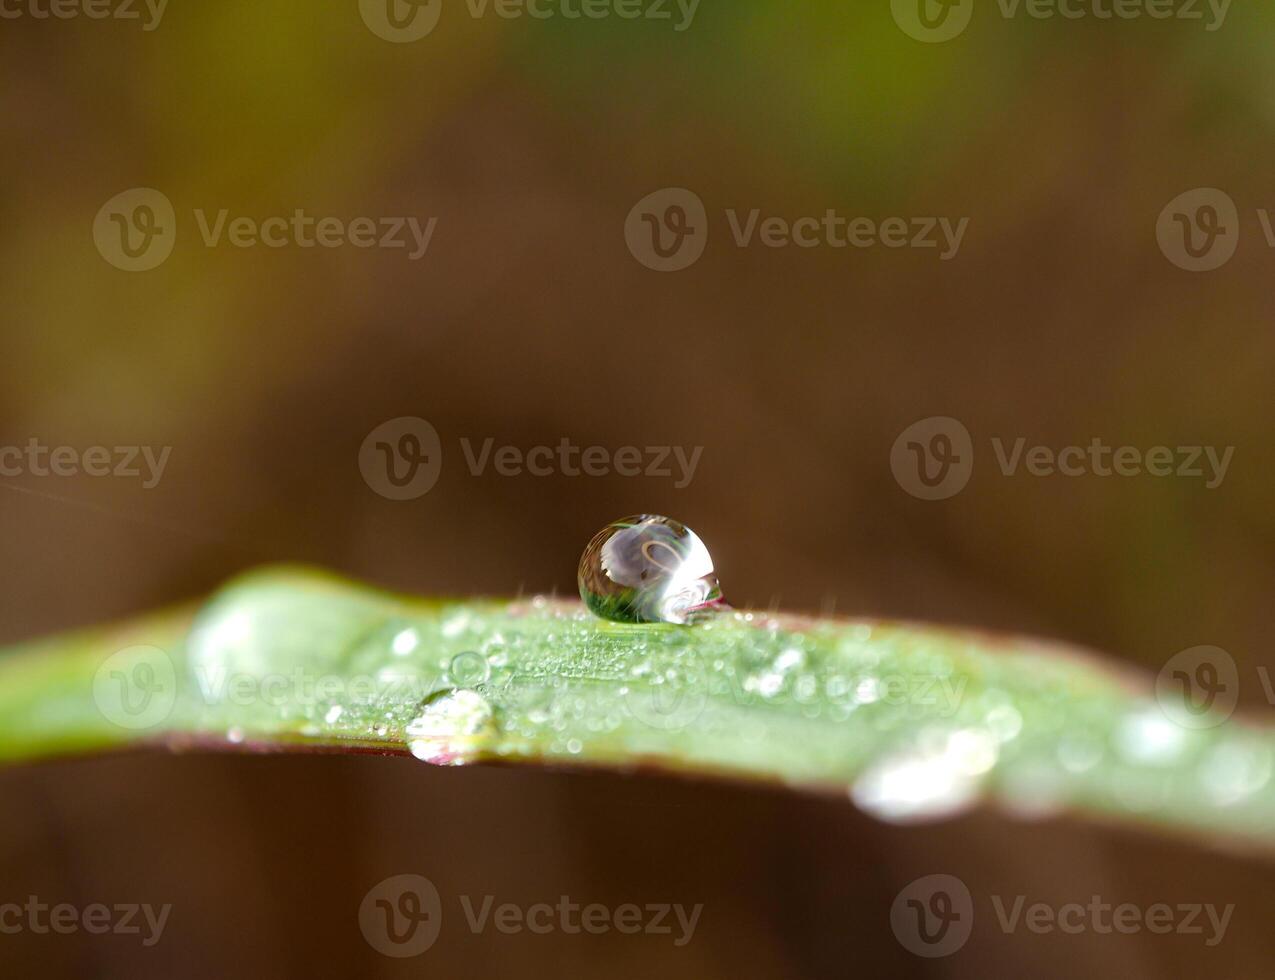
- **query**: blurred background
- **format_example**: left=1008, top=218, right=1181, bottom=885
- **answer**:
left=3, top=0, right=1275, bottom=975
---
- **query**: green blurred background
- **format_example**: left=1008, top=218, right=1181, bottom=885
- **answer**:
left=3, top=0, right=1275, bottom=976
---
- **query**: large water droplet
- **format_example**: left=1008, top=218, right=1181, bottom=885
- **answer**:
left=405, top=689, right=497, bottom=766
left=578, top=515, right=725, bottom=625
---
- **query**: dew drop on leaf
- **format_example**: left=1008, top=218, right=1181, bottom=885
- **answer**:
left=406, top=689, right=497, bottom=766
left=577, top=515, right=726, bottom=625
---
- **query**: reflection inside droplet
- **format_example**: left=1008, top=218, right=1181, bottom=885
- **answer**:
left=578, top=515, right=725, bottom=625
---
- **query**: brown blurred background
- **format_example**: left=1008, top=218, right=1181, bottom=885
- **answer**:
left=3, top=0, right=1275, bottom=975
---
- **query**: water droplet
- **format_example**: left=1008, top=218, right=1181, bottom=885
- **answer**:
left=226, top=726, right=245, bottom=744
left=324, top=705, right=344, bottom=724
left=1200, top=739, right=1272, bottom=805
left=984, top=705, right=1023, bottom=743
left=578, top=515, right=725, bottom=625
left=448, top=651, right=489, bottom=687
left=406, top=689, right=497, bottom=766
left=1116, top=707, right=1188, bottom=766
left=1057, top=733, right=1104, bottom=773
left=946, top=728, right=999, bottom=776
left=747, top=646, right=806, bottom=698
left=854, top=677, right=882, bottom=705
left=391, top=628, right=420, bottom=657
left=852, top=728, right=992, bottom=823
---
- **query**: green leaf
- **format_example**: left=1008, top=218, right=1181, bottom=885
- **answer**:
left=1, top=566, right=1271, bottom=849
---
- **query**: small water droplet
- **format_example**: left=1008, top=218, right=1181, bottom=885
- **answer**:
left=406, top=689, right=497, bottom=766
left=578, top=515, right=725, bottom=625
left=946, top=728, right=999, bottom=776
left=391, top=628, right=420, bottom=657
left=985, top=705, right=1023, bottom=742
left=1200, top=740, right=1272, bottom=805
left=325, top=705, right=344, bottom=724
left=852, top=729, right=991, bottom=823
left=1057, top=733, right=1104, bottom=773
left=747, top=646, right=806, bottom=698
left=226, top=726, right=245, bottom=744
left=1116, top=707, right=1188, bottom=766
left=854, top=677, right=882, bottom=705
